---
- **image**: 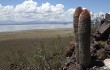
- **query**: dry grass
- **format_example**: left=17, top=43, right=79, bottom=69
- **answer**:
left=0, top=28, right=72, bottom=41
left=0, top=28, right=74, bottom=70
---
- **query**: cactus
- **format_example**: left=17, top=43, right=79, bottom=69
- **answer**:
left=78, top=9, right=91, bottom=68
left=73, top=7, right=83, bottom=63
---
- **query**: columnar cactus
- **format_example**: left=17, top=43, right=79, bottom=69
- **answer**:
left=78, top=9, right=91, bottom=68
left=73, top=7, right=83, bottom=63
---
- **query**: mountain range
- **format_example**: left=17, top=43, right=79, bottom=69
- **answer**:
left=0, top=20, right=72, bottom=25
left=0, top=12, right=109, bottom=25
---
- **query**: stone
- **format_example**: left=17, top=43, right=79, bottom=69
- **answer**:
left=97, top=49, right=108, bottom=60
left=66, top=41, right=75, bottom=57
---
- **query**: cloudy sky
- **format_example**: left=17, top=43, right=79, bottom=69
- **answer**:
left=0, top=0, right=110, bottom=22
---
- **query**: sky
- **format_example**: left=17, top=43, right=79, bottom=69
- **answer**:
left=0, top=0, right=110, bottom=22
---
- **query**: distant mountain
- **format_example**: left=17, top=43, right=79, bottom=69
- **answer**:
left=0, top=12, right=108, bottom=25
left=0, top=20, right=18, bottom=24
left=0, top=20, right=72, bottom=25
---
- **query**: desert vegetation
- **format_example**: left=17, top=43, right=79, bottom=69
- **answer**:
left=0, top=29, right=74, bottom=70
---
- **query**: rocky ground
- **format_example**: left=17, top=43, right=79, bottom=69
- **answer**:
left=63, top=13, right=110, bottom=70
left=63, top=37, right=110, bottom=70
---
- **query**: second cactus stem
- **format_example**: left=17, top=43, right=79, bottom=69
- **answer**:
left=73, top=7, right=83, bottom=64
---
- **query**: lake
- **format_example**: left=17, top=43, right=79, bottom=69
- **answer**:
left=0, top=23, right=73, bottom=32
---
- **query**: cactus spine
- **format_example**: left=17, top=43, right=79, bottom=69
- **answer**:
left=73, top=7, right=83, bottom=63
left=78, top=9, right=91, bottom=68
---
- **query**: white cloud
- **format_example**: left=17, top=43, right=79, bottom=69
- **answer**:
left=14, top=0, right=37, bottom=13
left=0, top=0, right=109, bottom=23
left=0, top=0, right=75, bottom=22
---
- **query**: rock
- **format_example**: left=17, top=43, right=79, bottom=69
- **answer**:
left=97, top=49, right=108, bottom=60
left=66, top=41, right=75, bottom=57
left=90, top=48, right=97, bottom=55
left=93, top=31, right=102, bottom=41
left=100, top=19, right=105, bottom=25
left=91, top=55, right=97, bottom=61
left=92, top=41, right=101, bottom=50
left=66, top=50, right=73, bottom=57
left=103, top=59, right=110, bottom=69
left=107, top=38, right=110, bottom=45
left=68, top=63, right=83, bottom=70
left=87, top=66, right=101, bottom=70
left=104, top=46, right=110, bottom=51
left=98, top=14, right=110, bottom=41
left=88, top=67, right=110, bottom=70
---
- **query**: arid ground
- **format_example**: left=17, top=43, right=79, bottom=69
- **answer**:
left=0, top=28, right=74, bottom=70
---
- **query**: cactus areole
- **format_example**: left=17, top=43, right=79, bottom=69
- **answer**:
left=73, top=7, right=83, bottom=63
left=78, top=9, right=91, bottom=68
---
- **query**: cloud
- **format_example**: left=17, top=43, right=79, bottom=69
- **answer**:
left=0, top=0, right=75, bottom=22
left=0, top=0, right=109, bottom=23
left=14, top=0, right=37, bottom=13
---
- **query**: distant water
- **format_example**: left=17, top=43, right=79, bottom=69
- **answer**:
left=0, top=23, right=73, bottom=32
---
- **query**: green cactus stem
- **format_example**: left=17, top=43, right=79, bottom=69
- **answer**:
left=78, top=9, right=91, bottom=68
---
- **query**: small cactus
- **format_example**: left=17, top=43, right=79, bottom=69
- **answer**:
left=78, top=9, right=91, bottom=68
left=73, top=7, right=83, bottom=63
